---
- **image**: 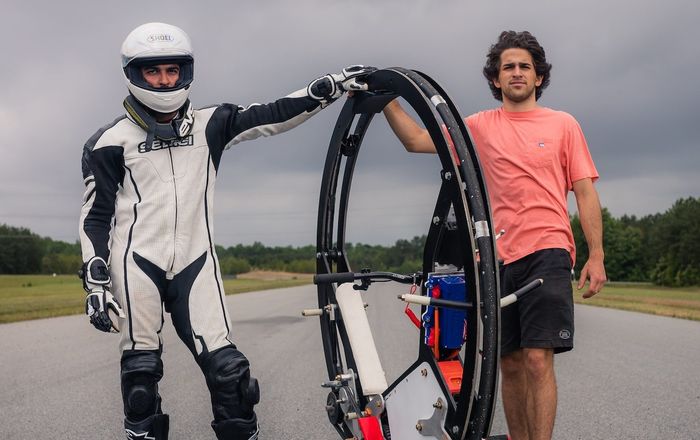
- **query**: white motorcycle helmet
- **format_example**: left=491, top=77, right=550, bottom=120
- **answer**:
left=120, top=22, right=194, bottom=113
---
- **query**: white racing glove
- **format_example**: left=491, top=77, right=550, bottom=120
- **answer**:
left=80, top=257, right=125, bottom=333
left=307, top=65, right=377, bottom=105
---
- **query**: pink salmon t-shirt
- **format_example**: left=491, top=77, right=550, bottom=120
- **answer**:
left=465, top=107, right=598, bottom=265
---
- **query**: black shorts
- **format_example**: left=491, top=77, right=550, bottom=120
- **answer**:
left=500, top=248, right=574, bottom=356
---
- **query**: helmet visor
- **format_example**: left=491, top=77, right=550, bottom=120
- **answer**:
left=124, top=55, right=193, bottom=92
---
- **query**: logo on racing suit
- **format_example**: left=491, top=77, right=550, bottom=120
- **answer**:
left=179, top=105, right=195, bottom=137
left=138, top=135, right=194, bottom=153
left=125, top=429, right=156, bottom=440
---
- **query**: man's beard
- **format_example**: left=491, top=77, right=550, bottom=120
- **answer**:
left=502, top=85, right=537, bottom=103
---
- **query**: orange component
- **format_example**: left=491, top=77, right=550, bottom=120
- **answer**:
left=433, top=309, right=440, bottom=359
left=438, top=360, right=463, bottom=395
left=358, top=415, right=384, bottom=440
left=432, top=284, right=441, bottom=359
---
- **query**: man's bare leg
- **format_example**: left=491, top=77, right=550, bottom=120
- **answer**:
left=500, top=350, right=529, bottom=440
left=523, top=348, right=556, bottom=440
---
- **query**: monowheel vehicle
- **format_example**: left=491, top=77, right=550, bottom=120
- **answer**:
left=306, top=68, right=540, bottom=440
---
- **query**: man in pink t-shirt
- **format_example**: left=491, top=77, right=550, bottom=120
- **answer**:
left=383, top=31, right=606, bottom=440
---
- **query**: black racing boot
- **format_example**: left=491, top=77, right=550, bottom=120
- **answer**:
left=125, top=413, right=169, bottom=440
left=212, top=414, right=259, bottom=440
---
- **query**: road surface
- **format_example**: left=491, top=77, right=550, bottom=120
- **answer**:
left=1, top=284, right=698, bottom=439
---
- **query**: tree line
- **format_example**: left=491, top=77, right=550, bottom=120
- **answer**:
left=1, top=197, right=698, bottom=286
left=572, top=197, right=700, bottom=286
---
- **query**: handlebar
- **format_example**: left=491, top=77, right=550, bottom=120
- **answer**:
left=313, top=272, right=357, bottom=285
left=316, top=271, right=543, bottom=310
left=313, top=271, right=420, bottom=286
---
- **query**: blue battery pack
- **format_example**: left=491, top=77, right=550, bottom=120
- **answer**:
left=423, top=274, right=467, bottom=349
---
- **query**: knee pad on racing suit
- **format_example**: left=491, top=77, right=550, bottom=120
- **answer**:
left=121, top=350, right=167, bottom=438
left=201, top=345, right=260, bottom=440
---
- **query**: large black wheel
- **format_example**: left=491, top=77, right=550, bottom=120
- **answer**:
left=315, top=68, right=500, bottom=440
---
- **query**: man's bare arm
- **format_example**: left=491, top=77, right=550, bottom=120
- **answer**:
left=382, top=100, right=436, bottom=153
left=573, top=177, right=607, bottom=298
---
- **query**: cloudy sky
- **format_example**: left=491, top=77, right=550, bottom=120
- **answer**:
left=1, top=0, right=698, bottom=247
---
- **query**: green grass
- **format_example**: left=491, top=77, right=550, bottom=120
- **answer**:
left=0, top=275, right=82, bottom=323
left=574, top=282, right=700, bottom=321
left=2, top=275, right=699, bottom=324
left=0, top=274, right=311, bottom=324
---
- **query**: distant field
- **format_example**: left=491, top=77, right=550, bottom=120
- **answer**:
left=1, top=274, right=698, bottom=324
left=0, top=272, right=312, bottom=324
left=574, top=282, right=700, bottom=321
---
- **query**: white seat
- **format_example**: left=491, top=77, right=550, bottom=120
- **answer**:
left=335, top=283, right=388, bottom=396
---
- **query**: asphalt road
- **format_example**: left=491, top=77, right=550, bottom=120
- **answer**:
left=1, top=284, right=698, bottom=439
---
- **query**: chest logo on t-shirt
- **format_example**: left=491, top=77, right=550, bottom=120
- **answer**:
left=537, top=140, right=546, bottom=148
left=138, top=135, right=194, bottom=153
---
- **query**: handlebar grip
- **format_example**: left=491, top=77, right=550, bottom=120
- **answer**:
left=313, top=272, right=356, bottom=285
left=513, top=278, right=543, bottom=298
left=501, top=278, right=544, bottom=308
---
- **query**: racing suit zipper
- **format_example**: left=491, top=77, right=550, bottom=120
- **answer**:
left=168, top=148, right=178, bottom=272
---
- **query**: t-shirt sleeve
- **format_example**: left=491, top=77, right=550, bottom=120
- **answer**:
left=465, top=113, right=478, bottom=134
left=565, top=114, right=599, bottom=190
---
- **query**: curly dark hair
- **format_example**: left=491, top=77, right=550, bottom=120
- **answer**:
left=482, top=31, right=552, bottom=101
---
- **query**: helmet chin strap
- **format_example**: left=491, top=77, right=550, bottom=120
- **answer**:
left=124, top=95, right=195, bottom=149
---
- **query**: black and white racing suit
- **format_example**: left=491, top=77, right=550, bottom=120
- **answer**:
left=79, top=87, right=328, bottom=438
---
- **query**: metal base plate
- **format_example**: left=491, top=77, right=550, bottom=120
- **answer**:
left=384, top=362, right=451, bottom=439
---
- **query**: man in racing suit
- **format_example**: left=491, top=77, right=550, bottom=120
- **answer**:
left=78, top=22, right=374, bottom=440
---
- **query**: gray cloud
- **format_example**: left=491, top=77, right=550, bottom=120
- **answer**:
left=1, top=0, right=698, bottom=245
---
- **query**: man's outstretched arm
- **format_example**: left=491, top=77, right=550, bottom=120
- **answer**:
left=221, top=65, right=376, bottom=148
left=382, top=99, right=436, bottom=153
